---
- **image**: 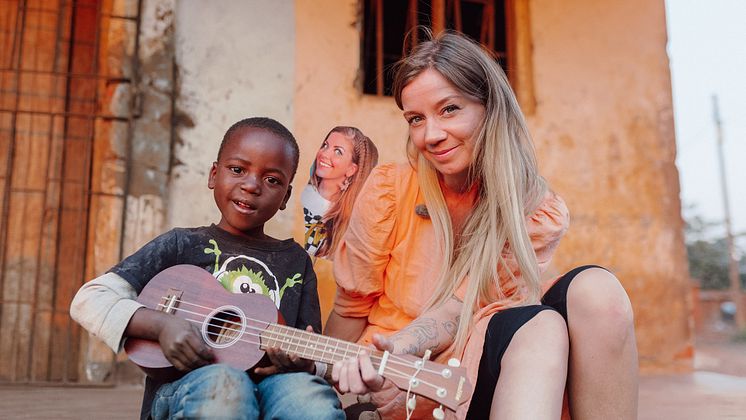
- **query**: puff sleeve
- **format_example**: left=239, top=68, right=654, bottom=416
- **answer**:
left=529, top=191, right=570, bottom=273
left=332, top=164, right=399, bottom=318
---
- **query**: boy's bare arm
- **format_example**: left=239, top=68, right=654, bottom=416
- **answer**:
left=126, top=308, right=214, bottom=371
left=70, top=272, right=213, bottom=371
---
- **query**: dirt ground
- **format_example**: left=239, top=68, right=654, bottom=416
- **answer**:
left=1, top=338, right=745, bottom=419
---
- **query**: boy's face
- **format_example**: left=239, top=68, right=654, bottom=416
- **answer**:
left=208, top=127, right=294, bottom=238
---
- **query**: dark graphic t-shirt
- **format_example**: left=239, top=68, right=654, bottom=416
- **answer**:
left=110, top=224, right=320, bottom=419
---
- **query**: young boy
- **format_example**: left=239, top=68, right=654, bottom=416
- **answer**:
left=70, top=117, right=344, bottom=420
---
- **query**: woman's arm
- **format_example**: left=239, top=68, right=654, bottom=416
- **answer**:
left=387, top=296, right=462, bottom=356
left=332, top=296, right=462, bottom=395
left=324, top=310, right=368, bottom=342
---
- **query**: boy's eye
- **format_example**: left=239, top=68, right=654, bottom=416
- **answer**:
left=266, top=177, right=282, bottom=185
left=229, top=166, right=243, bottom=174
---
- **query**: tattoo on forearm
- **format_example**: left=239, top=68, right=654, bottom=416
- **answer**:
left=391, top=318, right=441, bottom=355
left=442, top=315, right=460, bottom=339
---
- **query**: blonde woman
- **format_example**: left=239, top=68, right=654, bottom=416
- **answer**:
left=302, top=126, right=378, bottom=322
left=326, top=31, right=637, bottom=419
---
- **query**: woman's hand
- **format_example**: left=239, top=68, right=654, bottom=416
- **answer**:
left=332, top=333, right=393, bottom=394
left=254, top=326, right=316, bottom=376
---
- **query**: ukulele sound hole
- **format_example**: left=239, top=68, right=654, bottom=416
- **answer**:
left=202, top=305, right=246, bottom=348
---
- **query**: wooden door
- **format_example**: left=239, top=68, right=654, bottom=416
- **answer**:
left=0, top=0, right=132, bottom=383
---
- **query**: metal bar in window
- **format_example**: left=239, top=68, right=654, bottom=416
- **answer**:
left=375, top=0, right=383, bottom=95
left=482, top=0, right=494, bottom=50
left=452, top=0, right=462, bottom=32
left=432, top=0, right=445, bottom=33
left=406, top=0, right=417, bottom=48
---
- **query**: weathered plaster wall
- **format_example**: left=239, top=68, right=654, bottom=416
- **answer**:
left=527, top=0, right=691, bottom=371
left=293, top=0, right=691, bottom=371
left=124, top=0, right=175, bottom=257
left=169, top=0, right=295, bottom=236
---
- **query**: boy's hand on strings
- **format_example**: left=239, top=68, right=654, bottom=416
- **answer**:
left=254, top=325, right=316, bottom=376
left=158, top=316, right=214, bottom=371
left=331, top=333, right=392, bottom=395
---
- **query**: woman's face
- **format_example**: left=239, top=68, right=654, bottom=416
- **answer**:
left=314, top=132, right=358, bottom=183
left=401, top=68, right=485, bottom=190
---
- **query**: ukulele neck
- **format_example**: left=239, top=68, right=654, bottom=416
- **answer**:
left=259, top=323, right=384, bottom=367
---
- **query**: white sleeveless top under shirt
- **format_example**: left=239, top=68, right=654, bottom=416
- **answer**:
left=301, top=184, right=331, bottom=257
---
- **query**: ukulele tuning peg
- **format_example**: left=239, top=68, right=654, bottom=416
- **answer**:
left=432, top=406, right=445, bottom=420
left=447, top=357, right=461, bottom=367
left=407, top=395, right=417, bottom=411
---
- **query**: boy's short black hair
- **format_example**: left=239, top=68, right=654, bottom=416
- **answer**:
left=218, top=117, right=300, bottom=179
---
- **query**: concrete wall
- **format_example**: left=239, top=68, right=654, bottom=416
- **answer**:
left=169, top=0, right=296, bottom=235
left=527, top=0, right=691, bottom=371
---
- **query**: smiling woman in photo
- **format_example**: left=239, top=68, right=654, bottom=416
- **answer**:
left=302, top=126, right=378, bottom=322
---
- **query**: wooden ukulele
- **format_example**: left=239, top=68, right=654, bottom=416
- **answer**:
left=125, top=264, right=473, bottom=415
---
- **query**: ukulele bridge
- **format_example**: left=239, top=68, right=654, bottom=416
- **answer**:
left=159, top=288, right=184, bottom=314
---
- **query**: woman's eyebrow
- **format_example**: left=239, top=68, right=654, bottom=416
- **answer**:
left=435, top=94, right=461, bottom=107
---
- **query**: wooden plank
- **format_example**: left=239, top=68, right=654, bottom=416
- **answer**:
left=23, top=8, right=59, bottom=71
left=0, top=188, right=42, bottom=382
left=0, top=112, right=12, bottom=281
left=9, top=114, right=29, bottom=190
left=30, top=115, right=64, bottom=381
left=0, top=0, right=20, bottom=68
left=13, top=298, right=33, bottom=381
left=15, top=190, right=44, bottom=382
left=0, top=303, right=19, bottom=381
left=49, top=184, right=87, bottom=382
left=9, top=114, right=51, bottom=192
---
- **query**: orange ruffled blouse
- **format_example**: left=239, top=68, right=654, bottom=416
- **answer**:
left=333, top=163, right=570, bottom=419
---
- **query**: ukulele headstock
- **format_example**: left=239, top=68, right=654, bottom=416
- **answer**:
left=379, top=353, right=472, bottom=412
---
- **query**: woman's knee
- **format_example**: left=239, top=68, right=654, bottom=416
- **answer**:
left=523, top=310, right=569, bottom=349
left=567, top=268, right=635, bottom=343
left=508, top=309, right=569, bottom=369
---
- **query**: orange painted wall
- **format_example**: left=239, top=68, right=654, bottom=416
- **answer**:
left=293, top=0, right=692, bottom=371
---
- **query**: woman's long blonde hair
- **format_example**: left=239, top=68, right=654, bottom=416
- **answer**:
left=310, top=126, right=379, bottom=258
left=392, top=31, right=547, bottom=353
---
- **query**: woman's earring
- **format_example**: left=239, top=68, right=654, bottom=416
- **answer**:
left=340, top=177, right=352, bottom=192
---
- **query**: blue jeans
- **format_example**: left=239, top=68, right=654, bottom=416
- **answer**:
left=151, top=364, right=344, bottom=420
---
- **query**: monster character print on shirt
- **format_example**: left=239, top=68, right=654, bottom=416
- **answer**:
left=203, top=239, right=302, bottom=309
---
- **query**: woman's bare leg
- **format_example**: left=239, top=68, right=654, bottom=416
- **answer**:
left=566, top=267, right=638, bottom=419
left=491, top=310, right=568, bottom=419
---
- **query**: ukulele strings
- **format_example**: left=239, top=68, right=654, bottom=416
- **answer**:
left=167, top=301, right=438, bottom=374
left=159, top=297, right=447, bottom=377
left=185, top=317, right=441, bottom=392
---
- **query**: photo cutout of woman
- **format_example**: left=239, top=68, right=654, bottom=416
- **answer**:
left=302, top=126, right=378, bottom=324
